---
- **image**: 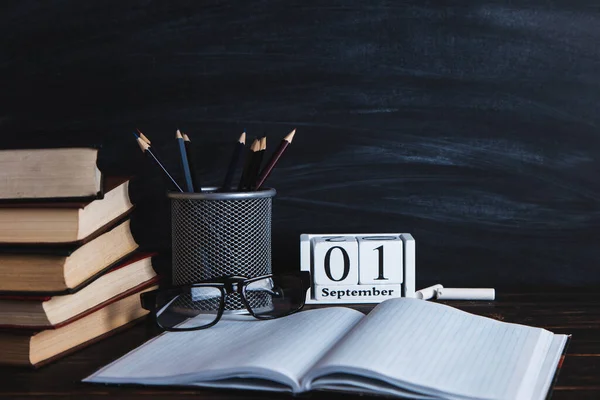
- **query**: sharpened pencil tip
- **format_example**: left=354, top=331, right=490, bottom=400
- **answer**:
left=239, top=131, right=246, bottom=144
left=136, top=137, right=150, bottom=152
left=182, top=133, right=191, bottom=142
left=176, top=129, right=183, bottom=139
left=284, top=129, right=296, bottom=143
left=250, top=138, right=260, bottom=152
left=260, top=136, right=267, bottom=150
left=136, top=129, right=151, bottom=145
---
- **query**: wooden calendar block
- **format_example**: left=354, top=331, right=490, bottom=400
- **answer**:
left=357, top=235, right=403, bottom=285
left=312, top=236, right=359, bottom=286
left=400, top=233, right=416, bottom=298
left=300, top=233, right=416, bottom=304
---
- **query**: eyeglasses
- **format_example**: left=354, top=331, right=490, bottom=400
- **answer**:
left=141, top=272, right=310, bottom=331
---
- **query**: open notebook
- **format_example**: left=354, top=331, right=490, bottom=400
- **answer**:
left=85, top=298, right=568, bottom=400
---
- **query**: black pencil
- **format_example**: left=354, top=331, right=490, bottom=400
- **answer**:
left=221, top=131, right=246, bottom=192
left=182, top=132, right=201, bottom=192
left=133, top=132, right=183, bottom=192
left=238, top=138, right=260, bottom=191
left=176, top=129, right=194, bottom=192
left=247, top=136, right=266, bottom=190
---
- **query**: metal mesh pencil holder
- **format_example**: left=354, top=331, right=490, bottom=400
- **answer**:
left=169, top=188, right=276, bottom=312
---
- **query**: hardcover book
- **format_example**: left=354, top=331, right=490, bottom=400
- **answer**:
left=0, top=254, right=157, bottom=329
left=0, top=147, right=102, bottom=201
left=0, top=177, right=133, bottom=244
left=0, top=219, right=139, bottom=293
left=0, top=285, right=156, bottom=367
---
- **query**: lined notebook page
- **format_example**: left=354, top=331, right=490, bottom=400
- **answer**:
left=307, top=298, right=556, bottom=400
left=85, top=307, right=363, bottom=391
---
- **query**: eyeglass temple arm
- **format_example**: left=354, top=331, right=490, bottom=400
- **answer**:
left=140, top=291, right=158, bottom=311
left=299, top=271, right=311, bottom=291
left=140, top=286, right=199, bottom=311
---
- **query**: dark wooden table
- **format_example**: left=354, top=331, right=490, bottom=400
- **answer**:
left=1, top=292, right=599, bottom=399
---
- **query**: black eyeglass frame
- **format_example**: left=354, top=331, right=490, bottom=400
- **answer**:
left=141, top=271, right=311, bottom=332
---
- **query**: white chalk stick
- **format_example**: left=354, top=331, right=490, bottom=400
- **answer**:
left=415, top=284, right=443, bottom=300
left=435, top=288, right=495, bottom=301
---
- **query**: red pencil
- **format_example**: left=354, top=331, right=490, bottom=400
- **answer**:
left=255, top=129, right=295, bottom=189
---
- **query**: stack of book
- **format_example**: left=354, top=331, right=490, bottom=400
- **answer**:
left=0, top=148, right=158, bottom=367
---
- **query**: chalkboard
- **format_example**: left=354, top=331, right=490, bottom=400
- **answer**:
left=1, top=1, right=599, bottom=288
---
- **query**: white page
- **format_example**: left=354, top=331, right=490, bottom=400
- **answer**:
left=531, top=335, right=569, bottom=400
left=306, top=298, right=561, bottom=400
left=310, top=374, right=439, bottom=399
left=85, top=307, right=363, bottom=392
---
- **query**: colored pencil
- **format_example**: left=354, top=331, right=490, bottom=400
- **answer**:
left=136, top=129, right=160, bottom=160
left=136, top=128, right=151, bottom=145
left=176, top=129, right=194, bottom=192
left=221, top=131, right=246, bottom=191
left=133, top=132, right=183, bottom=192
left=255, top=129, right=296, bottom=189
left=238, top=138, right=260, bottom=191
left=182, top=132, right=201, bottom=192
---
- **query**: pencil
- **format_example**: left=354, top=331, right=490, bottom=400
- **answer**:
left=136, top=128, right=152, bottom=145
left=176, top=129, right=194, bottom=192
left=221, top=131, right=246, bottom=191
left=182, top=132, right=201, bottom=192
left=248, top=136, right=267, bottom=190
left=133, top=132, right=183, bottom=192
left=255, top=129, right=295, bottom=189
left=136, top=129, right=169, bottom=175
left=238, top=138, right=260, bottom=191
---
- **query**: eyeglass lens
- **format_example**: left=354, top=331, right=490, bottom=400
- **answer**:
left=156, top=286, right=222, bottom=330
left=155, top=275, right=304, bottom=329
left=244, top=275, right=304, bottom=318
